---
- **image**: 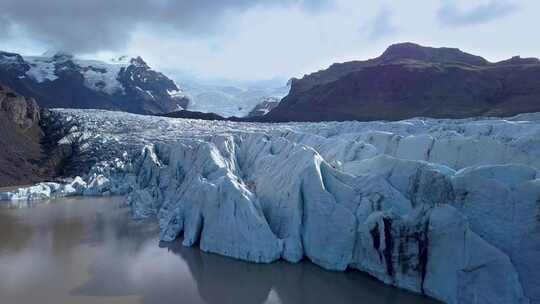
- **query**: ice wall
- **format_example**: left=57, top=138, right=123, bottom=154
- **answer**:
left=2, top=109, right=540, bottom=304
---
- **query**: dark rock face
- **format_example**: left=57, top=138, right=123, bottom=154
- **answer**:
left=265, top=42, right=540, bottom=122
left=0, top=85, right=77, bottom=187
left=0, top=51, right=189, bottom=115
left=162, top=110, right=229, bottom=121
left=0, top=85, right=40, bottom=130
left=0, top=85, right=46, bottom=186
left=0, top=51, right=30, bottom=73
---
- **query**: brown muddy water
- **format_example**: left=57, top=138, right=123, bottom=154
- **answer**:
left=0, top=196, right=440, bottom=304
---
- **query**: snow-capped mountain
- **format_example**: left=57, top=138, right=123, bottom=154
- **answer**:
left=0, top=51, right=189, bottom=114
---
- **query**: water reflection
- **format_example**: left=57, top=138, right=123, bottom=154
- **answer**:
left=160, top=241, right=440, bottom=304
left=0, top=197, right=439, bottom=304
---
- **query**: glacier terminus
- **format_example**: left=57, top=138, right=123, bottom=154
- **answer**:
left=2, top=109, right=540, bottom=304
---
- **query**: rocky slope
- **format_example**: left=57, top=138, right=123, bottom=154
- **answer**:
left=265, top=42, right=540, bottom=122
left=0, top=85, right=42, bottom=186
left=0, top=51, right=189, bottom=114
left=0, top=85, right=70, bottom=186
left=2, top=109, right=539, bottom=304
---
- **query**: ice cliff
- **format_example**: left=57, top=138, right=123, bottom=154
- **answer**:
left=2, top=109, right=540, bottom=304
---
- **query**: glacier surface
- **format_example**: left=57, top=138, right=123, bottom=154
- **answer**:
left=2, top=109, right=540, bottom=304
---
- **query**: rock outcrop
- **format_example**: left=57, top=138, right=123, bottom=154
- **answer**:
left=265, top=42, right=540, bottom=122
left=0, top=84, right=45, bottom=186
left=0, top=85, right=76, bottom=187
left=0, top=85, right=44, bottom=186
left=0, top=86, right=40, bottom=130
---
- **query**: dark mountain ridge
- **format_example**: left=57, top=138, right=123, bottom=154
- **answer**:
left=265, top=42, right=540, bottom=122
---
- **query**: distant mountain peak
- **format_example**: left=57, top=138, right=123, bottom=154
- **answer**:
left=110, top=55, right=130, bottom=64
left=130, top=56, right=149, bottom=68
left=0, top=51, right=27, bottom=68
left=380, top=42, right=488, bottom=66
left=42, top=49, right=63, bottom=57
left=41, top=50, right=74, bottom=61
left=496, top=55, right=540, bottom=65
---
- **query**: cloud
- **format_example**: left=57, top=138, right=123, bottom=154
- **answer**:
left=0, top=16, right=11, bottom=37
left=364, top=7, right=397, bottom=40
left=299, top=0, right=335, bottom=13
left=0, top=0, right=331, bottom=54
left=437, top=0, right=518, bottom=27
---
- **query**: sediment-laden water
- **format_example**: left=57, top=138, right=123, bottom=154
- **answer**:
left=0, top=197, right=439, bottom=304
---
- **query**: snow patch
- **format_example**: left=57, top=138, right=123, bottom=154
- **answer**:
left=75, top=59, right=126, bottom=94
left=23, top=56, right=58, bottom=82
left=22, top=54, right=127, bottom=94
left=167, top=88, right=186, bottom=99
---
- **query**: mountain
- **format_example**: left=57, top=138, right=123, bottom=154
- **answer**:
left=0, top=51, right=189, bottom=114
left=265, top=42, right=540, bottom=122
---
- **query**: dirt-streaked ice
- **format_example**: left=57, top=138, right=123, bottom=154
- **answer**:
left=3, top=109, right=540, bottom=304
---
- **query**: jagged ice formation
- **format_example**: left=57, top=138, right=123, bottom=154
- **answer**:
left=2, top=109, right=540, bottom=304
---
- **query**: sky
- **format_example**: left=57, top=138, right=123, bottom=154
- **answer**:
left=0, top=0, right=538, bottom=83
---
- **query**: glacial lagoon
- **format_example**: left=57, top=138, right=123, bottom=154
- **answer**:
left=0, top=196, right=439, bottom=304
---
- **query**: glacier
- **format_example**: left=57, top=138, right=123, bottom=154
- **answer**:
left=2, top=109, right=540, bottom=304
left=181, top=82, right=289, bottom=117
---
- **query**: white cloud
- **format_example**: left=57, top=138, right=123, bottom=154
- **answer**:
left=2, top=0, right=539, bottom=81
left=437, top=0, right=519, bottom=27
left=364, top=7, right=398, bottom=40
